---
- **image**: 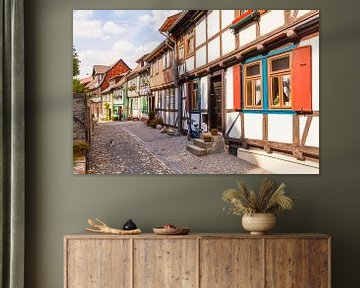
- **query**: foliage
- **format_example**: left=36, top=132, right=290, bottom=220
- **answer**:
left=148, top=117, right=163, bottom=128
left=210, top=128, right=219, bottom=135
left=148, top=111, right=156, bottom=120
left=222, top=179, right=294, bottom=216
left=73, top=141, right=89, bottom=159
left=103, top=102, right=111, bottom=109
left=73, top=78, right=87, bottom=93
left=73, top=46, right=80, bottom=77
left=112, top=115, right=119, bottom=121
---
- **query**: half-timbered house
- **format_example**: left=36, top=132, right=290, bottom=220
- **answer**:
left=87, top=65, right=108, bottom=119
left=169, top=10, right=319, bottom=173
left=136, top=54, right=151, bottom=120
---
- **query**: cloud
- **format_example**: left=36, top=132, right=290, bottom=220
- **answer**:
left=103, top=21, right=126, bottom=35
left=138, top=10, right=181, bottom=30
left=73, top=10, right=94, bottom=20
left=78, top=39, right=160, bottom=77
left=73, top=19, right=104, bottom=38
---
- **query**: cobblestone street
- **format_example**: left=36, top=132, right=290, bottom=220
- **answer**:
left=89, top=121, right=267, bottom=174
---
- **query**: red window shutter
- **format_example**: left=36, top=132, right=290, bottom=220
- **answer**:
left=292, top=46, right=312, bottom=112
left=233, top=64, right=242, bottom=110
left=185, top=82, right=191, bottom=111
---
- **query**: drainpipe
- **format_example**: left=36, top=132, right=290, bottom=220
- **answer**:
left=160, top=31, right=182, bottom=133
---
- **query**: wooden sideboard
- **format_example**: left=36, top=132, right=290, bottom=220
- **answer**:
left=64, top=233, right=330, bottom=288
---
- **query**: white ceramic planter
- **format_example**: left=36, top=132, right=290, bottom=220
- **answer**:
left=242, top=213, right=276, bottom=235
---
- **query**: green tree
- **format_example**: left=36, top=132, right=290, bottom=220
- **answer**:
left=72, top=46, right=87, bottom=93
left=73, top=46, right=80, bottom=77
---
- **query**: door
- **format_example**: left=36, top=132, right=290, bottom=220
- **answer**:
left=209, top=75, right=223, bottom=131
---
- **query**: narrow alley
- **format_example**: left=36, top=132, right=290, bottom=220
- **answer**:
left=88, top=121, right=267, bottom=174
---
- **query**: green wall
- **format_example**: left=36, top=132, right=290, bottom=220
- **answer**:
left=25, top=1, right=360, bottom=287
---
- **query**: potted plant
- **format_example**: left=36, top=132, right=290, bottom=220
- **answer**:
left=202, top=132, right=212, bottom=142
left=210, top=128, right=218, bottom=136
left=222, top=179, right=294, bottom=235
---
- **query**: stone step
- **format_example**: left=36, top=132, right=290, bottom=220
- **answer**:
left=192, top=138, right=213, bottom=149
left=186, top=144, right=208, bottom=156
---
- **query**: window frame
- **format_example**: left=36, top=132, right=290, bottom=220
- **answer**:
left=243, top=61, right=263, bottom=109
left=191, top=81, right=199, bottom=111
left=185, top=28, right=195, bottom=59
left=268, top=52, right=292, bottom=109
left=178, top=36, right=185, bottom=61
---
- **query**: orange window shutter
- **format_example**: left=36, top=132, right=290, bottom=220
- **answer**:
left=233, top=64, right=242, bottom=110
left=292, top=46, right=312, bottom=112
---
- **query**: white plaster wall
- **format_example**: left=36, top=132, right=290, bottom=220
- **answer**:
left=225, top=67, right=234, bottom=109
left=260, top=10, right=285, bottom=36
left=297, top=10, right=312, bottom=18
left=191, top=113, right=200, bottom=127
left=239, top=23, right=257, bottom=47
left=208, top=36, right=220, bottom=63
left=226, top=112, right=241, bottom=139
left=200, top=114, right=208, bottom=132
left=178, top=63, right=185, bottom=75
left=196, top=46, right=207, bottom=68
left=221, top=10, right=235, bottom=29
left=299, top=36, right=319, bottom=111
left=200, top=76, right=208, bottom=110
left=299, top=116, right=319, bottom=147
left=175, top=88, right=179, bottom=110
left=170, top=111, right=176, bottom=126
left=195, top=18, right=206, bottom=47
left=268, top=114, right=293, bottom=143
left=244, top=114, right=263, bottom=140
left=222, top=29, right=235, bottom=55
left=207, top=10, right=220, bottom=39
left=186, top=57, right=194, bottom=72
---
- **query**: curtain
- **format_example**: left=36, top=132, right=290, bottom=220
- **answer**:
left=1, top=0, right=25, bottom=287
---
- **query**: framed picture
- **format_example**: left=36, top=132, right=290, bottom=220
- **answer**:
left=73, top=10, right=319, bottom=175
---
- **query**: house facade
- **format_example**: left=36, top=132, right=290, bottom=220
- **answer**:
left=87, top=65, right=108, bottom=119
left=145, top=41, right=178, bottom=127
left=87, top=60, right=130, bottom=120
left=169, top=10, right=319, bottom=164
left=136, top=55, right=151, bottom=120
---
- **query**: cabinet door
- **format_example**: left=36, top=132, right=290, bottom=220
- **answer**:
left=66, top=239, right=131, bottom=288
left=134, top=239, right=198, bottom=288
left=200, top=239, right=264, bottom=288
left=266, top=239, right=309, bottom=287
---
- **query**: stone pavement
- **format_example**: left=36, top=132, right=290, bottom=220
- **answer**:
left=89, top=121, right=267, bottom=174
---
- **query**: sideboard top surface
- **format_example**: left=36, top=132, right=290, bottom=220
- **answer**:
left=64, top=232, right=330, bottom=240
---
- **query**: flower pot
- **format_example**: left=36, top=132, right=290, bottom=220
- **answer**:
left=242, top=213, right=276, bottom=235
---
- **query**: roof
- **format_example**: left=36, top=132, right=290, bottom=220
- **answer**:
left=159, top=12, right=183, bottom=32
left=106, top=59, right=131, bottom=73
left=136, top=53, right=149, bottom=64
left=92, top=65, right=109, bottom=74
left=86, top=79, right=98, bottom=90
left=126, top=64, right=142, bottom=79
left=80, top=76, right=92, bottom=85
left=168, top=10, right=205, bottom=35
left=144, top=41, right=170, bottom=62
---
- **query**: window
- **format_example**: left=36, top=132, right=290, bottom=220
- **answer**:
left=268, top=54, right=291, bottom=108
left=178, top=37, right=185, bottom=61
left=244, top=61, right=262, bottom=108
left=191, top=82, right=199, bottom=110
left=162, top=51, right=172, bottom=70
left=185, top=29, right=194, bottom=58
left=154, top=59, right=159, bottom=74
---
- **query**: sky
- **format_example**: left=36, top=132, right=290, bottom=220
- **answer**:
left=73, top=10, right=181, bottom=78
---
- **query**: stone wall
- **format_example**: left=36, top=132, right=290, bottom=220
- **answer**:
left=73, top=93, right=90, bottom=141
left=73, top=93, right=91, bottom=174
